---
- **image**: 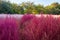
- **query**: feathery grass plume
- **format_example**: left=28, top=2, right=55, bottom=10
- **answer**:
left=0, top=16, right=19, bottom=40
left=19, top=14, right=38, bottom=40
left=39, top=15, right=60, bottom=40
left=44, top=15, right=58, bottom=40
left=19, top=14, right=60, bottom=40
left=37, top=15, right=47, bottom=40
left=19, top=14, right=35, bottom=29
left=53, top=17, right=60, bottom=40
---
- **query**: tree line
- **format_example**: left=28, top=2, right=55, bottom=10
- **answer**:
left=0, top=0, right=60, bottom=14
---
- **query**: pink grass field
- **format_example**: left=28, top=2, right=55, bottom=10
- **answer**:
left=0, top=14, right=60, bottom=40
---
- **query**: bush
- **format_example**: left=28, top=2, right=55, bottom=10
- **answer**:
left=0, top=14, right=60, bottom=40
left=0, top=16, right=19, bottom=40
left=19, top=14, right=60, bottom=40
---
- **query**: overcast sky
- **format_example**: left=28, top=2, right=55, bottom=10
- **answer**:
left=7, top=0, right=60, bottom=6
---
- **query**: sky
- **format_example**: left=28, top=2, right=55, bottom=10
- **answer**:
left=7, top=0, right=60, bottom=6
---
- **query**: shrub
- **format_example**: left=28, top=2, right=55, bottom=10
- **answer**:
left=19, top=14, right=37, bottom=40
left=0, top=16, right=19, bottom=40
left=19, top=14, right=60, bottom=40
left=0, top=14, right=60, bottom=40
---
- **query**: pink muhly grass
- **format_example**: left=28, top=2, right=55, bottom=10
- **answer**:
left=38, top=15, right=60, bottom=40
left=19, top=14, right=37, bottom=40
left=19, top=14, right=60, bottom=40
left=0, top=16, right=19, bottom=40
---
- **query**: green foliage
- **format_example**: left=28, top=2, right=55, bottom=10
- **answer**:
left=45, top=2, right=60, bottom=14
left=0, top=1, right=11, bottom=13
left=0, top=1, right=60, bottom=14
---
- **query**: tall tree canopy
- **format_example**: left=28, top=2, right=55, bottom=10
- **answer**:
left=0, top=1, right=60, bottom=14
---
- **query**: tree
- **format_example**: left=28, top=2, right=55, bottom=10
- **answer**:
left=45, top=2, right=60, bottom=14
left=0, top=1, right=12, bottom=13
